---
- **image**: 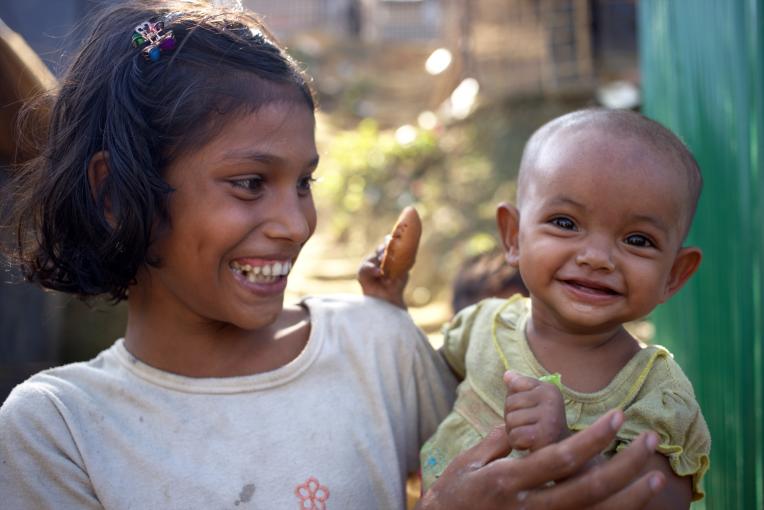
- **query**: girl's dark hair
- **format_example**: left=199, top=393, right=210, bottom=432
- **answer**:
left=4, top=0, right=315, bottom=301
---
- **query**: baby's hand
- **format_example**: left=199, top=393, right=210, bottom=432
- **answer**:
left=503, top=371, right=569, bottom=452
left=357, top=242, right=408, bottom=309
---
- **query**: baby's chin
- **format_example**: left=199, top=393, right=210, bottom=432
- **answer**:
left=554, top=309, right=633, bottom=336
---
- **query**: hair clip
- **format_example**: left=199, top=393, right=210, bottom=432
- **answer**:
left=131, top=18, right=176, bottom=62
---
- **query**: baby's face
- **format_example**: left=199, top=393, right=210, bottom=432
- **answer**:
left=511, top=127, right=694, bottom=335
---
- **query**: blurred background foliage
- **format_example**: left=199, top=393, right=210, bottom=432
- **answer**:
left=314, top=94, right=590, bottom=307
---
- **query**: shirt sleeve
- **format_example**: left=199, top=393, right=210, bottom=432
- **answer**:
left=405, top=324, right=458, bottom=473
left=0, top=381, right=102, bottom=509
left=615, top=363, right=711, bottom=501
left=440, top=303, right=482, bottom=379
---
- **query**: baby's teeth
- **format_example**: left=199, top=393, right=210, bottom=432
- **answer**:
left=252, top=265, right=261, bottom=275
left=273, top=262, right=282, bottom=275
left=262, top=265, right=272, bottom=276
left=243, top=264, right=252, bottom=272
left=247, top=272, right=256, bottom=282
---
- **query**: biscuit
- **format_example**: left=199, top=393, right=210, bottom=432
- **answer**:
left=380, top=206, right=422, bottom=280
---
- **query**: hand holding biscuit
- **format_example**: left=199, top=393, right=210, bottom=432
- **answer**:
left=380, top=206, right=422, bottom=280
left=358, top=207, right=422, bottom=309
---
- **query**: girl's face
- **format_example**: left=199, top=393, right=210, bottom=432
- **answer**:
left=137, top=101, right=319, bottom=332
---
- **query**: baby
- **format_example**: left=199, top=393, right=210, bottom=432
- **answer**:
left=366, top=108, right=711, bottom=508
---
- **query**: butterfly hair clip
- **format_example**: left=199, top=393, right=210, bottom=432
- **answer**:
left=131, top=18, right=176, bottom=62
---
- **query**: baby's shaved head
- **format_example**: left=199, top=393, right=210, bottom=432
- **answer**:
left=517, top=109, right=702, bottom=237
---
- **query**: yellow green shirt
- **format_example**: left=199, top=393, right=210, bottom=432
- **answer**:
left=421, top=295, right=710, bottom=500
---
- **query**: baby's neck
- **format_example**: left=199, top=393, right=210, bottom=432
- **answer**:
left=525, top=319, right=641, bottom=393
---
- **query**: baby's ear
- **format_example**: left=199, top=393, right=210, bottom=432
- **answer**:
left=87, top=151, right=116, bottom=228
left=662, top=246, right=702, bottom=302
left=496, top=202, right=520, bottom=268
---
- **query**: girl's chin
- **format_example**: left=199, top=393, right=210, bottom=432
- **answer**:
left=225, top=303, right=283, bottom=331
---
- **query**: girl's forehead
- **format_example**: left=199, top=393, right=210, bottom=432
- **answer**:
left=202, top=102, right=315, bottom=151
left=165, top=101, right=317, bottom=176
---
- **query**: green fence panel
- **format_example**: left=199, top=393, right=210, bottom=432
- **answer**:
left=640, top=1, right=763, bottom=508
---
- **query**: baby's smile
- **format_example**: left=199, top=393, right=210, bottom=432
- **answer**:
left=561, top=278, right=621, bottom=296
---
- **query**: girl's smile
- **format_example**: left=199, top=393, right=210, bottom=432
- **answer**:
left=229, top=258, right=293, bottom=294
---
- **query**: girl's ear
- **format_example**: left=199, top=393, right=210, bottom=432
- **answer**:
left=496, top=202, right=521, bottom=268
left=661, top=246, right=702, bottom=302
left=87, top=151, right=116, bottom=228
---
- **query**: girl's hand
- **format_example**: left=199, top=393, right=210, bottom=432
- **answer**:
left=416, top=410, right=666, bottom=510
left=357, top=243, right=408, bottom=309
left=503, top=371, right=570, bottom=451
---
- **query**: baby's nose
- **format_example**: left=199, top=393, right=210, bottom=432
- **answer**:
left=574, top=238, right=615, bottom=271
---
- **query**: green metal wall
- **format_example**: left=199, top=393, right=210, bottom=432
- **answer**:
left=640, top=1, right=763, bottom=508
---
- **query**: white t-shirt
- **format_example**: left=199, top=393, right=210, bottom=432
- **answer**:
left=0, top=295, right=456, bottom=509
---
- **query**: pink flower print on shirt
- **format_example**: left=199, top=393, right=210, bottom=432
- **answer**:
left=295, top=477, right=330, bottom=510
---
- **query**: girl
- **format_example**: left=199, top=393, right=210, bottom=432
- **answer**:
left=0, top=2, right=666, bottom=508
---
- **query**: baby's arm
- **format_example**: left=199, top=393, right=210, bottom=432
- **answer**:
left=503, top=371, right=570, bottom=451
left=637, top=453, right=692, bottom=509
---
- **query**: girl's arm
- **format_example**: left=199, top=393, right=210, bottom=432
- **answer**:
left=0, top=385, right=102, bottom=509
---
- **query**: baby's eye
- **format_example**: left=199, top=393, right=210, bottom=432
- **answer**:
left=550, top=217, right=577, bottom=231
left=232, top=176, right=264, bottom=194
left=297, top=174, right=318, bottom=195
left=624, top=234, right=653, bottom=248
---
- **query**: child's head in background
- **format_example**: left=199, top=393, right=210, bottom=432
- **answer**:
left=497, top=108, right=703, bottom=336
left=7, top=0, right=316, bottom=305
left=451, top=249, right=527, bottom=315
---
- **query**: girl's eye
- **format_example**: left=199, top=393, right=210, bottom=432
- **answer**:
left=550, top=216, right=577, bottom=231
left=625, top=234, right=654, bottom=248
left=232, top=176, right=264, bottom=194
left=297, top=174, right=318, bottom=194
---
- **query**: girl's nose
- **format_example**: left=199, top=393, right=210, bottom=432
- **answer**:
left=263, top=191, right=315, bottom=244
left=575, top=238, right=615, bottom=272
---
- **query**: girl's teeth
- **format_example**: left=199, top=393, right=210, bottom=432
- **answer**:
left=232, top=260, right=292, bottom=279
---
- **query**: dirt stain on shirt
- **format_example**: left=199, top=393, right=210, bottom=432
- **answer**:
left=234, top=483, right=255, bottom=506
